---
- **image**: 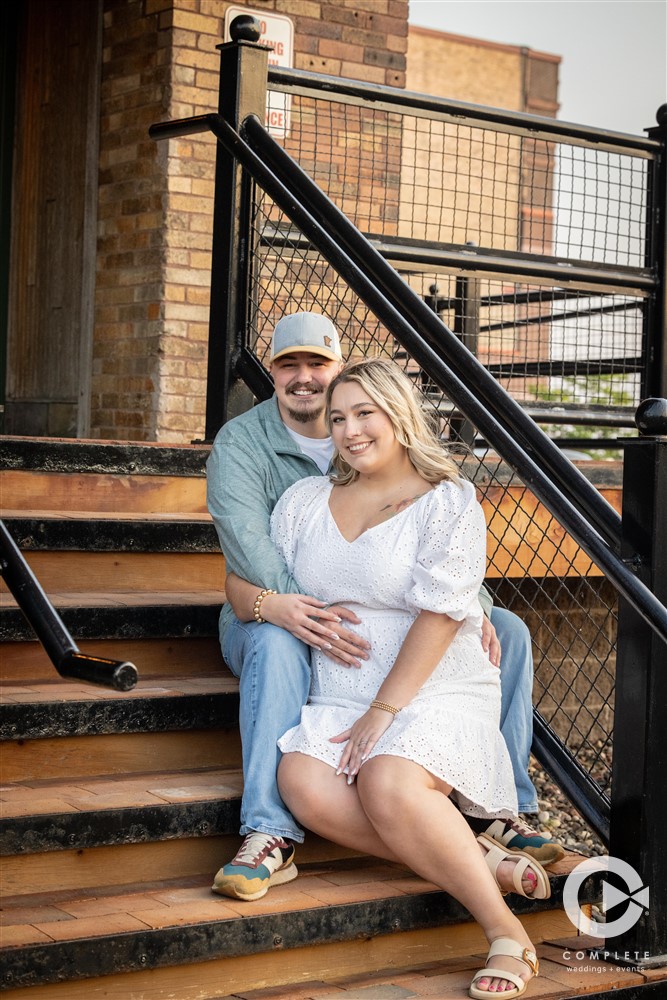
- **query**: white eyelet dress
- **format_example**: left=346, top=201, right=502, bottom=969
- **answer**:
left=273, top=476, right=517, bottom=819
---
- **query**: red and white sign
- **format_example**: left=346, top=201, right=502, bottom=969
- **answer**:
left=223, top=6, right=294, bottom=137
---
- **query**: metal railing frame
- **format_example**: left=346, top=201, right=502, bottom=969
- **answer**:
left=150, top=27, right=667, bottom=959
left=0, top=520, right=138, bottom=691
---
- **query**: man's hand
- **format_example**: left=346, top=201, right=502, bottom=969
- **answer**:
left=482, top=614, right=501, bottom=667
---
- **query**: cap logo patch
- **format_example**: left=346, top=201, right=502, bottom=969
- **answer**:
left=323, top=336, right=332, bottom=347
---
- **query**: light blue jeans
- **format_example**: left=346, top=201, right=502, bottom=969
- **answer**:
left=490, top=607, right=538, bottom=814
left=222, top=606, right=537, bottom=841
left=222, top=618, right=309, bottom=842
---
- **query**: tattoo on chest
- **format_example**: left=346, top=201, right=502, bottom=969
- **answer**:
left=379, top=491, right=430, bottom=519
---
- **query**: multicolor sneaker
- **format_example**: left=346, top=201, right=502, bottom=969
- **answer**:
left=483, top=817, right=566, bottom=865
left=212, top=832, right=298, bottom=901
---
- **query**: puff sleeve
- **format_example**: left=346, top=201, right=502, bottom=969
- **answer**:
left=406, top=479, right=486, bottom=624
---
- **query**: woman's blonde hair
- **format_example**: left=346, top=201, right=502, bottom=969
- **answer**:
left=325, top=358, right=461, bottom=486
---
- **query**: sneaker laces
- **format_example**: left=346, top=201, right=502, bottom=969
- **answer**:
left=233, top=833, right=282, bottom=866
left=507, top=818, right=547, bottom=838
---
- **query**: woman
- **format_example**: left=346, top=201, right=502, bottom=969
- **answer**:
left=228, top=359, right=544, bottom=998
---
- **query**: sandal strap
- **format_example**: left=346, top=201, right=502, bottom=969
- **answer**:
left=471, top=966, right=526, bottom=992
left=478, top=836, right=528, bottom=894
left=487, top=937, right=539, bottom=976
left=477, top=833, right=550, bottom=900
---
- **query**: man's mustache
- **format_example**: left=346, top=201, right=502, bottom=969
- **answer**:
left=286, top=382, right=322, bottom=394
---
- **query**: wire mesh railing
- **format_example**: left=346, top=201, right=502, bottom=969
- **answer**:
left=236, top=71, right=663, bottom=832
left=148, top=48, right=666, bottom=846
left=248, top=190, right=619, bottom=806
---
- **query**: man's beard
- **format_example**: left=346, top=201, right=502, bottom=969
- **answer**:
left=286, top=400, right=325, bottom=424
left=285, top=383, right=325, bottom=424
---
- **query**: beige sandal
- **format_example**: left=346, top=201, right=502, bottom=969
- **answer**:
left=469, top=936, right=539, bottom=999
left=477, top=832, right=551, bottom=900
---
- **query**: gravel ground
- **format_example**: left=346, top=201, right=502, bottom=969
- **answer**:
left=527, top=751, right=608, bottom=857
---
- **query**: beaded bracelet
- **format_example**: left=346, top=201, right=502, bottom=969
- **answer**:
left=370, top=699, right=401, bottom=716
left=253, top=588, right=276, bottom=624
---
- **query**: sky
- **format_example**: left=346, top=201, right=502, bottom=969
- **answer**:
left=408, top=1, right=667, bottom=136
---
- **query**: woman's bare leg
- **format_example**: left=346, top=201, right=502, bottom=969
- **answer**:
left=279, top=753, right=536, bottom=993
left=278, top=753, right=401, bottom=861
left=357, top=756, right=535, bottom=993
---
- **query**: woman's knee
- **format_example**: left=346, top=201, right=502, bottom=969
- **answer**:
left=357, top=759, right=416, bottom=824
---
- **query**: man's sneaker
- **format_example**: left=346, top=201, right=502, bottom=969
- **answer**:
left=212, top=832, right=298, bottom=901
left=483, top=817, right=566, bottom=865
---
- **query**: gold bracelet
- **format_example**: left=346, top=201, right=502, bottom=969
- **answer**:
left=370, top=699, right=401, bottom=716
left=253, top=588, right=276, bottom=624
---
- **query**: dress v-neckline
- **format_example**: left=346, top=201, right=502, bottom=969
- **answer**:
left=324, top=480, right=436, bottom=544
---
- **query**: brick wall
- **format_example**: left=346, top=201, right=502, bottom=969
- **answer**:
left=93, top=0, right=169, bottom=440
left=92, top=0, right=408, bottom=443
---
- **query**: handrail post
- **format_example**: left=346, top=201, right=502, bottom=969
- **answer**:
left=644, top=105, right=667, bottom=400
left=609, top=397, right=667, bottom=963
left=452, top=245, right=480, bottom=449
left=204, top=16, right=269, bottom=441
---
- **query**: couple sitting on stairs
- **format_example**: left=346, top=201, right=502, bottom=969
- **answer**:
left=206, top=312, right=565, bottom=999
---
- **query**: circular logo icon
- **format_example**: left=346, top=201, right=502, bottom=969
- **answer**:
left=563, top=855, right=649, bottom=939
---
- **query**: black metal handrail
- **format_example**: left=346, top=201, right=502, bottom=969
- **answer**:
left=243, top=115, right=626, bottom=553
left=153, top=111, right=667, bottom=651
left=532, top=714, right=609, bottom=844
left=267, top=66, right=661, bottom=155
left=0, top=520, right=138, bottom=691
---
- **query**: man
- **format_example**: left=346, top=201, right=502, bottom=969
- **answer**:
left=206, top=311, right=561, bottom=902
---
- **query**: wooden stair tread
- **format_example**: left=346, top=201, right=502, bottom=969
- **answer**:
left=0, top=637, right=224, bottom=682
left=0, top=590, right=224, bottom=608
left=0, top=673, right=238, bottom=703
left=2, top=510, right=214, bottom=523
left=1, top=766, right=243, bottom=818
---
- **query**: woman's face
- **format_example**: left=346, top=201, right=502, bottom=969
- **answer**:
left=329, top=380, right=404, bottom=476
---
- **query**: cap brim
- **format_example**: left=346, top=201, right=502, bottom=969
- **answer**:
left=270, top=346, right=342, bottom=363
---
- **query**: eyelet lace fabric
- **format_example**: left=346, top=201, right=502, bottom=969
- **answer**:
left=272, top=476, right=517, bottom=818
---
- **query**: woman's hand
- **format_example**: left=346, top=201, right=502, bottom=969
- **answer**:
left=329, top=707, right=395, bottom=782
left=259, top=593, right=343, bottom=650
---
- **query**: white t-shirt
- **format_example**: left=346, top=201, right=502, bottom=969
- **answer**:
left=285, top=426, right=334, bottom=474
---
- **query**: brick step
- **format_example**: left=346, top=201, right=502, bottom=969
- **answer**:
left=2, top=511, right=218, bottom=552
left=0, top=855, right=585, bottom=996
left=0, top=591, right=222, bottom=642
left=0, top=673, right=238, bottom=739
left=0, top=637, right=223, bottom=682
left=213, top=939, right=667, bottom=1000
left=0, top=437, right=209, bottom=477
left=1, top=766, right=244, bottom=857
left=0, top=437, right=208, bottom=516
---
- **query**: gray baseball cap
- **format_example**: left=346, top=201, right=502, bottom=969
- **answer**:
left=269, top=312, right=342, bottom=363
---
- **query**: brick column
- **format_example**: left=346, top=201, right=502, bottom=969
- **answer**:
left=93, top=0, right=408, bottom=442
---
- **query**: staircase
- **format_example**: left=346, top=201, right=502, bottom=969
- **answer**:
left=1, top=437, right=664, bottom=1000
